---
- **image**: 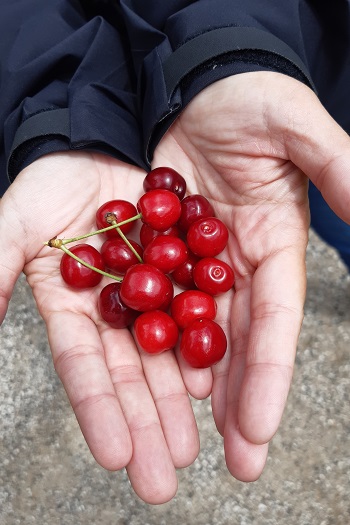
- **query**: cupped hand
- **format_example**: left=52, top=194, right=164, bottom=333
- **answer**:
left=0, top=152, right=206, bottom=503
left=153, top=71, right=350, bottom=481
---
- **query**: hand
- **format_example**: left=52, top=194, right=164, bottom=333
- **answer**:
left=153, top=72, right=350, bottom=481
left=0, top=152, right=208, bottom=503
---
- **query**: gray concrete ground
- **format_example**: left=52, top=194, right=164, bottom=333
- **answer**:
left=1, top=229, right=350, bottom=525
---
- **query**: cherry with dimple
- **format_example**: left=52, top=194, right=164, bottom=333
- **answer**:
left=187, top=217, right=228, bottom=257
left=193, top=257, right=235, bottom=296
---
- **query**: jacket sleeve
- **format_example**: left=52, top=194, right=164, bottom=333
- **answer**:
left=0, top=0, right=146, bottom=196
left=119, top=0, right=326, bottom=166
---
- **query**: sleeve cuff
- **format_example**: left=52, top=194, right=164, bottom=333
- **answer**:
left=140, top=26, right=315, bottom=165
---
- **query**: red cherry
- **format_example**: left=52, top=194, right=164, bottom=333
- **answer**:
left=101, top=238, right=143, bottom=274
left=193, top=257, right=235, bottom=296
left=139, top=223, right=181, bottom=248
left=157, top=274, right=174, bottom=311
left=170, top=290, right=217, bottom=330
left=180, top=318, right=227, bottom=368
left=177, top=194, right=215, bottom=232
left=143, top=167, right=187, bottom=200
left=60, top=244, right=105, bottom=288
left=134, top=310, right=179, bottom=354
left=96, top=200, right=138, bottom=238
left=143, top=236, right=188, bottom=274
left=137, top=189, right=182, bottom=231
left=187, top=217, right=229, bottom=257
left=99, top=282, right=139, bottom=328
left=171, top=252, right=200, bottom=290
left=120, top=263, right=174, bottom=311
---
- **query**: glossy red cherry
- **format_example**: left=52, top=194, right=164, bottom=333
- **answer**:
left=143, top=167, right=187, bottom=200
left=157, top=274, right=174, bottom=311
left=171, top=251, right=200, bottom=289
left=193, top=257, right=235, bottom=296
left=101, top=238, right=143, bottom=274
left=120, top=263, right=174, bottom=311
left=187, top=217, right=229, bottom=257
left=170, top=290, right=217, bottom=330
left=139, top=223, right=181, bottom=248
left=177, top=194, right=215, bottom=232
left=99, top=282, right=139, bottom=328
left=137, top=189, right=182, bottom=231
left=180, top=318, right=227, bottom=368
left=96, top=199, right=138, bottom=238
left=134, top=310, right=179, bottom=354
left=143, top=236, right=188, bottom=274
left=60, top=244, right=105, bottom=288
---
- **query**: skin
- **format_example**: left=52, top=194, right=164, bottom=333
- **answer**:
left=1, top=71, right=350, bottom=503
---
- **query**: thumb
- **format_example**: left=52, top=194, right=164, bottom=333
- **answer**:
left=273, top=79, right=350, bottom=223
left=0, top=192, right=26, bottom=324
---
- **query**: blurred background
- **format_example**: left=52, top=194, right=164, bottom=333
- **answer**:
left=1, top=229, right=350, bottom=525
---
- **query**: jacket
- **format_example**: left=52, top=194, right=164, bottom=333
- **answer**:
left=0, top=0, right=349, bottom=195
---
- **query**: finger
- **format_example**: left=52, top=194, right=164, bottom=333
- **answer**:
left=224, top=351, right=269, bottom=481
left=46, top=310, right=132, bottom=471
left=211, top=290, right=235, bottom=436
left=101, top=325, right=178, bottom=504
left=139, top=348, right=200, bottom=469
left=238, top=248, right=306, bottom=444
left=221, top=285, right=269, bottom=480
left=0, top=197, right=26, bottom=324
left=176, top=347, right=213, bottom=400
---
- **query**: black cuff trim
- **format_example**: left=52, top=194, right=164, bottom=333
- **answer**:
left=10, top=108, right=70, bottom=151
left=8, top=108, right=70, bottom=179
left=162, top=26, right=315, bottom=99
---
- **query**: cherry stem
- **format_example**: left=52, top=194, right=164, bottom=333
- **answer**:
left=44, top=213, right=142, bottom=246
left=112, top=221, right=143, bottom=264
left=60, top=245, right=122, bottom=282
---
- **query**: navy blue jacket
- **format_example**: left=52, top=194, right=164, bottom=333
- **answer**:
left=1, top=0, right=349, bottom=195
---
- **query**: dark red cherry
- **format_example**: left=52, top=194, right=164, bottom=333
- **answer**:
left=171, top=252, right=200, bottom=290
left=101, top=238, right=143, bottom=274
left=137, top=189, right=182, bottom=231
left=96, top=200, right=138, bottom=238
left=120, top=263, right=174, bottom=311
left=180, top=318, right=227, bottom=368
left=60, top=244, right=105, bottom=288
left=177, top=194, right=215, bottom=232
left=143, top=236, right=188, bottom=274
left=187, top=217, right=229, bottom=257
left=134, top=310, right=179, bottom=354
left=99, top=282, right=139, bottom=328
left=193, top=257, right=235, bottom=296
left=143, top=167, right=187, bottom=200
left=139, top=223, right=181, bottom=248
left=170, top=290, right=217, bottom=330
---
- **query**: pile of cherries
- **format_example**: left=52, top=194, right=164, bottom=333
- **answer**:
left=51, top=167, right=234, bottom=368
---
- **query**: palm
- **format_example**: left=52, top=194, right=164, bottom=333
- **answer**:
left=0, top=152, right=203, bottom=503
left=154, top=73, right=311, bottom=480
